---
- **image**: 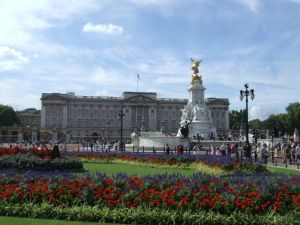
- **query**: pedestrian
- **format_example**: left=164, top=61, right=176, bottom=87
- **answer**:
left=220, top=143, right=226, bottom=156
left=260, top=143, right=268, bottom=164
left=296, top=143, right=300, bottom=162
left=210, top=143, right=215, bottom=155
left=193, top=144, right=199, bottom=155
left=166, top=144, right=170, bottom=155
left=226, top=143, right=231, bottom=157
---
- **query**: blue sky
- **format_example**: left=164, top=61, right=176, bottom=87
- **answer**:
left=0, top=0, right=300, bottom=120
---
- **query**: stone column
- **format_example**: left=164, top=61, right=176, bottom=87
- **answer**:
left=148, top=106, right=156, bottom=131
left=41, top=105, right=46, bottom=128
left=66, top=132, right=71, bottom=143
left=224, top=109, right=230, bottom=133
left=18, top=131, right=23, bottom=143
left=31, top=127, right=37, bottom=143
left=62, top=105, right=68, bottom=128
left=52, top=130, right=58, bottom=144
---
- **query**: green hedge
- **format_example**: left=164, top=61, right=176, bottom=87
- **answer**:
left=0, top=202, right=299, bottom=225
left=0, top=153, right=83, bottom=171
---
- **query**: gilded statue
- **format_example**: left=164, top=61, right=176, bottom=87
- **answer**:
left=191, top=58, right=202, bottom=75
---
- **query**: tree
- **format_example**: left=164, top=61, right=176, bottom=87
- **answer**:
left=229, top=109, right=246, bottom=130
left=286, top=102, right=300, bottom=134
left=263, top=114, right=288, bottom=137
left=248, top=119, right=265, bottom=131
left=0, top=105, right=21, bottom=126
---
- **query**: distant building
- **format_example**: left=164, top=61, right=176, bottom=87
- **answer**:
left=206, top=98, right=230, bottom=135
left=0, top=108, right=41, bottom=143
left=40, top=91, right=229, bottom=143
left=17, top=108, right=41, bottom=142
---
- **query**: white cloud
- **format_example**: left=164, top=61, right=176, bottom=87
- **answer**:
left=82, top=23, right=124, bottom=35
left=0, top=0, right=102, bottom=47
left=234, top=0, right=260, bottom=13
left=0, top=46, right=28, bottom=72
left=127, top=0, right=174, bottom=6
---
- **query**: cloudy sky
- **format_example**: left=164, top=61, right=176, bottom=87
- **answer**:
left=0, top=0, right=299, bottom=120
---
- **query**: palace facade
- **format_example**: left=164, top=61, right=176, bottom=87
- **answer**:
left=40, top=91, right=229, bottom=143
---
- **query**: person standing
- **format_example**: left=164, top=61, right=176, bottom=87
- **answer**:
left=296, top=143, right=300, bottom=162
left=260, top=143, right=268, bottom=164
left=166, top=144, right=170, bottom=155
left=220, top=143, right=226, bottom=156
left=210, top=143, right=216, bottom=155
left=193, top=144, right=199, bottom=155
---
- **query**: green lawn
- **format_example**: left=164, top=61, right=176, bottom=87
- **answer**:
left=79, top=162, right=300, bottom=177
left=267, top=165, right=300, bottom=175
left=81, top=162, right=194, bottom=176
left=0, top=216, right=124, bottom=225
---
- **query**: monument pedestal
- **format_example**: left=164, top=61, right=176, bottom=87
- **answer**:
left=189, top=121, right=215, bottom=139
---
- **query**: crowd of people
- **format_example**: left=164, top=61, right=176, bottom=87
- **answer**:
left=251, top=141, right=300, bottom=164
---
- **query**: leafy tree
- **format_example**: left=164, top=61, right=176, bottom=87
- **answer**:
left=0, top=105, right=21, bottom=126
left=248, top=119, right=265, bottom=130
left=263, top=114, right=288, bottom=136
left=286, top=102, right=300, bottom=134
left=229, top=109, right=246, bottom=130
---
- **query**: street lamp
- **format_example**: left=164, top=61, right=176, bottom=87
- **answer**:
left=118, top=110, right=125, bottom=151
left=196, top=133, right=201, bottom=150
left=106, top=122, right=110, bottom=143
left=240, top=83, right=255, bottom=158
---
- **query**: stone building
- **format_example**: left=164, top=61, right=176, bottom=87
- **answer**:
left=40, top=91, right=229, bottom=143
left=206, top=98, right=230, bottom=135
left=17, top=108, right=41, bottom=142
left=0, top=108, right=41, bottom=143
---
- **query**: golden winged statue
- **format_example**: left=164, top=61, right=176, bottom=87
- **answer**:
left=191, top=58, right=202, bottom=75
left=190, top=58, right=203, bottom=85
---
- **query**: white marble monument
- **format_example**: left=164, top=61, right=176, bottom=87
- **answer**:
left=177, top=59, right=217, bottom=139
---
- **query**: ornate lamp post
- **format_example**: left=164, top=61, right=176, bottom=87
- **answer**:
left=106, top=122, right=110, bottom=143
left=118, top=110, right=125, bottom=151
left=240, top=83, right=255, bottom=158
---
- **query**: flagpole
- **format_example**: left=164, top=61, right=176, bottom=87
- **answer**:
left=137, top=73, right=139, bottom=92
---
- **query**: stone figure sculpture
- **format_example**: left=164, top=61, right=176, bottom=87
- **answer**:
left=179, top=121, right=190, bottom=138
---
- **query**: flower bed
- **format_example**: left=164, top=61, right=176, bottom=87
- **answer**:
left=0, top=170, right=299, bottom=214
left=75, top=153, right=234, bottom=167
left=0, top=146, right=51, bottom=158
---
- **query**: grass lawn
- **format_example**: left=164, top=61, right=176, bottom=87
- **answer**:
left=0, top=216, right=124, bottom=225
left=267, top=165, right=300, bottom=175
left=79, top=162, right=300, bottom=177
left=81, top=162, right=194, bottom=176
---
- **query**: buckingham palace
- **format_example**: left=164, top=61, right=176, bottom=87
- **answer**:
left=40, top=91, right=229, bottom=142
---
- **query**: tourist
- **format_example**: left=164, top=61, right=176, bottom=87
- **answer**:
left=179, top=145, right=184, bottom=154
left=292, top=142, right=297, bottom=163
left=296, top=143, right=300, bottom=162
left=193, top=144, right=199, bottom=154
left=260, top=143, right=268, bottom=164
left=284, top=144, right=292, bottom=164
left=226, top=143, right=231, bottom=157
left=166, top=144, right=170, bottom=155
left=231, top=143, right=238, bottom=158
left=253, top=144, right=258, bottom=162
left=220, top=143, right=226, bottom=156
left=210, top=143, right=215, bottom=155
left=188, top=142, right=193, bottom=155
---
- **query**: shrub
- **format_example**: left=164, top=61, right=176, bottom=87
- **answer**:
left=51, top=145, right=61, bottom=160
left=0, top=202, right=299, bottom=225
left=0, top=153, right=82, bottom=171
